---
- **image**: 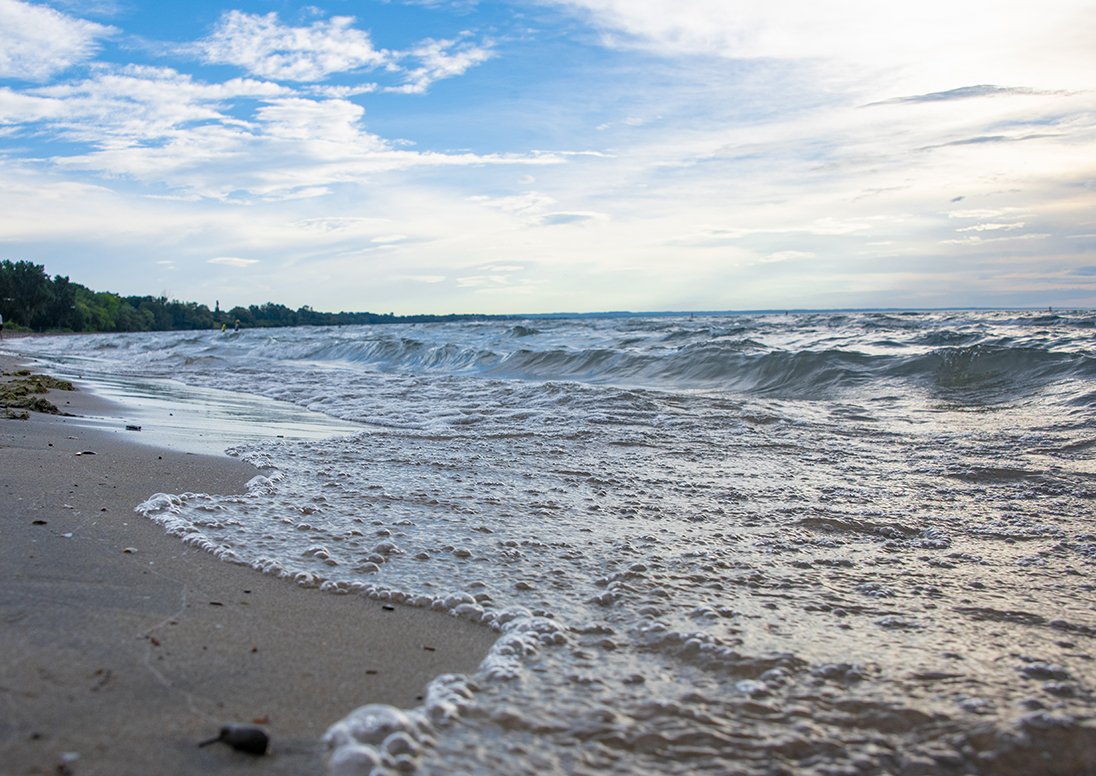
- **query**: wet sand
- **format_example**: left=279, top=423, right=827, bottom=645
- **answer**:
left=0, top=354, right=495, bottom=775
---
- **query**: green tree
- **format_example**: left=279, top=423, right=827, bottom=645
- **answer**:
left=46, top=274, right=86, bottom=331
left=0, top=260, right=52, bottom=329
left=2, top=257, right=499, bottom=333
left=227, top=306, right=253, bottom=327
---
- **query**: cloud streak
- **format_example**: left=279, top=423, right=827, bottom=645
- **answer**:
left=208, top=256, right=260, bottom=267
left=0, top=0, right=115, bottom=81
left=864, top=84, right=1066, bottom=107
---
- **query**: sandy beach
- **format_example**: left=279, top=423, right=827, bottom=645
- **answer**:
left=0, top=353, right=496, bottom=775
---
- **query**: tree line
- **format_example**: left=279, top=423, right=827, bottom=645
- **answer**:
left=0, top=260, right=491, bottom=333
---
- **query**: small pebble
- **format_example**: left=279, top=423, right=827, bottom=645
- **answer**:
left=198, top=724, right=269, bottom=755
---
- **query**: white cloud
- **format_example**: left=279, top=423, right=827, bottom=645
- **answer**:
left=948, top=209, right=1025, bottom=220
left=257, top=97, right=376, bottom=145
left=955, top=222, right=1026, bottom=233
left=261, top=185, right=332, bottom=201
left=453, top=263, right=530, bottom=289
left=387, top=37, right=494, bottom=94
left=466, top=192, right=611, bottom=228
left=199, top=11, right=387, bottom=82
left=940, top=233, right=1052, bottom=247
left=18, top=66, right=286, bottom=145
left=51, top=124, right=559, bottom=201
left=3, top=61, right=561, bottom=200
left=0, top=8, right=542, bottom=206
left=0, top=0, right=114, bottom=80
left=198, top=12, right=492, bottom=93
left=545, top=0, right=1096, bottom=92
left=456, top=274, right=511, bottom=288
left=208, top=256, right=260, bottom=267
left=759, top=250, right=815, bottom=264
left=468, top=191, right=557, bottom=216
left=0, top=87, right=67, bottom=123
left=294, top=217, right=393, bottom=234
left=308, top=83, right=379, bottom=99
left=597, top=115, right=652, bottom=131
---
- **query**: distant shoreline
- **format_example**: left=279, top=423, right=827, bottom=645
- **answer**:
left=4, top=305, right=1090, bottom=339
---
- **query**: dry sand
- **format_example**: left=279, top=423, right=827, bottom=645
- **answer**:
left=0, top=354, right=496, bottom=775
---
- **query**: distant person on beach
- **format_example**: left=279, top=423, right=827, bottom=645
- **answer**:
left=221, top=322, right=227, bottom=333
left=0, top=311, right=4, bottom=339
left=234, top=319, right=241, bottom=332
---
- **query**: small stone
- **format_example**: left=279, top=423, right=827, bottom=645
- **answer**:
left=198, top=724, right=269, bottom=755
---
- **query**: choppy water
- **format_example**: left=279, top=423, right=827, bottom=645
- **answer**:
left=11, top=310, right=1096, bottom=775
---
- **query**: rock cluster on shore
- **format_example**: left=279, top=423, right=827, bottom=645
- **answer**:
left=0, top=369, right=75, bottom=419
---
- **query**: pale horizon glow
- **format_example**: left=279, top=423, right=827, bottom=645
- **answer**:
left=1, top=0, right=1093, bottom=314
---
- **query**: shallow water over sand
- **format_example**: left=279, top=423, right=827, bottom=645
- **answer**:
left=12, top=311, right=1096, bottom=774
left=21, top=368, right=363, bottom=455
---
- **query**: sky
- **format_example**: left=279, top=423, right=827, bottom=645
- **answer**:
left=1, top=0, right=1094, bottom=315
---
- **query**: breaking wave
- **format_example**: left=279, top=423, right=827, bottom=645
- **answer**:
left=16, top=310, right=1096, bottom=406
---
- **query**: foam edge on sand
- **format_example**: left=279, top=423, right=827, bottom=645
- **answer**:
left=0, top=353, right=495, bottom=776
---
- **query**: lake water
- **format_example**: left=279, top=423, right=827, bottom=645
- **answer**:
left=10, top=310, right=1096, bottom=775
